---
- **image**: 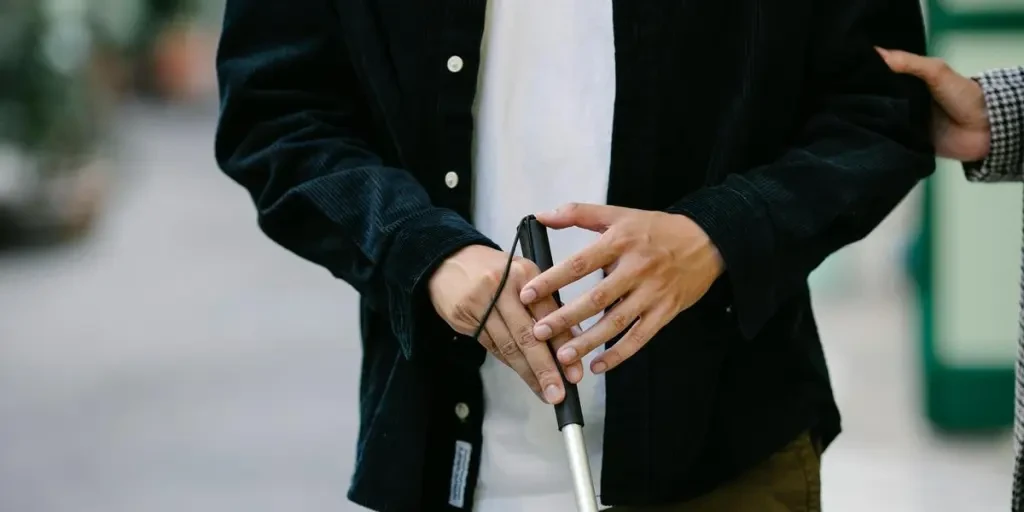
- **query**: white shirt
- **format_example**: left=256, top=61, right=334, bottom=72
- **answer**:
left=470, top=0, right=616, bottom=510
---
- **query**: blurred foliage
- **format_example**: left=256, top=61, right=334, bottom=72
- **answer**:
left=90, top=0, right=202, bottom=52
left=0, top=0, right=203, bottom=167
left=0, top=0, right=210, bottom=172
left=0, top=0, right=104, bottom=172
left=135, top=0, right=203, bottom=56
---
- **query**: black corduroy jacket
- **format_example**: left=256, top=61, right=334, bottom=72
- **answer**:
left=214, top=0, right=935, bottom=510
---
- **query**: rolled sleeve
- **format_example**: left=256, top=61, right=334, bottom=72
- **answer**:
left=965, top=67, right=1024, bottom=182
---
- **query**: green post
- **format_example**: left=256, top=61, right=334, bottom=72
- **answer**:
left=913, top=0, right=1024, bottom=431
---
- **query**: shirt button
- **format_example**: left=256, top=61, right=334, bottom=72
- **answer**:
left=445, top=171, right=460, bottom=189
left=455, top=402, right=470, bottom=421
left=725, top=305, right=733, bottom=314
left=447, top=56, right=464, bottom=73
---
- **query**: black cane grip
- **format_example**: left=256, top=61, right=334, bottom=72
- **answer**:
left=518, top=215, right=585, bottom=430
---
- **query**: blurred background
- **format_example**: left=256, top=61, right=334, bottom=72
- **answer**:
left=0, top=0, right=1021, bottom=511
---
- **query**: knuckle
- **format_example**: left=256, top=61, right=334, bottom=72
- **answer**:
left=608, top=239, right=627, bottom=255
left=484, top=268, right=506, bottom=286
left=515, top=324, right=540, bottom=348
left=634, top=254, right=655, bottom=271
left=625, top=328, right=646, bottom=347
left=611, top=313, right=631, bottom=332
left=590, top=288, right=609, bottom=309
left=569, top=255, right=589, bottom=278
left=452, top=301, right=476, bottom=324
left=515, top=258, right=540, bottom=278
left=507, top=261, right=526, bottom=282
left=535, top=366, right=560, bottom=385
left=551, top=312, right=572, bottom=330
left=607, top=230, right=629, bottom=251
left=497, top=338, right=519, bottom=357
left=486, top=344, right=504, bottom=361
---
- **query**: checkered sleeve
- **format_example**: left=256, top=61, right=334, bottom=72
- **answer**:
left=965, top=67, right=1024, bottom=182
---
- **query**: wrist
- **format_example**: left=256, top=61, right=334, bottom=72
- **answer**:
left=664, top=211, right=726, bottom=278
left=428, top=243, right=493, bottom=292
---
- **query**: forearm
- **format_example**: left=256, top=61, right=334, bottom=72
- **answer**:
left=965, top=67, right=1024, bottom=182
left=215, top=0, right=494, bottom=357
left=669, top=0, right=934, bottom=338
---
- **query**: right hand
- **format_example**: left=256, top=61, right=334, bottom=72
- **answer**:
left=876, top=47, right=991, bottom=162
left=428, top=245, right=582, bottom=404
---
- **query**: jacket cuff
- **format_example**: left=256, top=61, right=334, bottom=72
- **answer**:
left=965, top=69, right=1024, bottom=182
left=383, top=208, right=498, bottom=360
left=665, top=176, right=775, bottom=339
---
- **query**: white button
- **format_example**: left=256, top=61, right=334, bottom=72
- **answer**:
left=444, top=171, right=459, bottom=189
left=455, top=402, right=470, bottom=421
left=447, top=55, right=464, bottom=73
left=725, top=305, right=733, bottom=314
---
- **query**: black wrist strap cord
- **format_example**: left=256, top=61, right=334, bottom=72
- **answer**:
left=470, top=214, right=598, bottom=512
left=469, top=223, right=522, bottom=344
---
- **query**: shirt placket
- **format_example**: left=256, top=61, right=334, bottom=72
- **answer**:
left=434, top=1, right=488, bottom=510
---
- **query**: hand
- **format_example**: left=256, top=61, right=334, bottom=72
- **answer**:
left=428, top=245, right=583, bottom=403
left=876, top=47, right=990, bottom=162
left=520, top=204, right=725, bottom=374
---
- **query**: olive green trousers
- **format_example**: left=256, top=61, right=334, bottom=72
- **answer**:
left=609, top=432, right=822, bottom=512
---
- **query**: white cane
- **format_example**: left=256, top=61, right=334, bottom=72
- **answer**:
left=518, top=215, right=600, bottom=512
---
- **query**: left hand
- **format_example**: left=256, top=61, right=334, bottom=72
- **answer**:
left=520, top=203, right=725, bottom=375
left=875, top=47, right=990, bottom=162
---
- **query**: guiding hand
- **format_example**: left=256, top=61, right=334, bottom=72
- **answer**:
left=428, top=244, right=583, bottom=404
left=520, top=204, right=725, bottom=375
left=876, top=47, right=990, bottom=162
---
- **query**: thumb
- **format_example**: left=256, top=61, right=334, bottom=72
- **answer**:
left=875, top=47, right=947, bottom=86
left=535, top=203, right=620, bottom=232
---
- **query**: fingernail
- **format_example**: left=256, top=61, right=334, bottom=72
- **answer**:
left=558, top=347, right=577, bottom=363
left=592, top=361, right=607, bottom=374
left=544, top=385, right=562, bottom=403
left=521, top=288, right=537, bottom=303
left=534, top=323, right=552, bottom=340
left=567, top=366, right=582, bottom=383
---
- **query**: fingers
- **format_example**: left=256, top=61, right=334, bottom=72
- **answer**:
left=486, top=306, right=542, bottom=395
left=478, top=329, right=510, bottom=368
left=556, top=293, right=644, bottom=366
left=535, top=202, right=622, bottom=232
left=558, top=345, right=585, bottom=383
left=532, top=271, right=630, bottom=341
left=497, top=290, right=565, bottom=404
left=527, top=295, right=585, bottom=384
left=521, top=240, right=616, bottom=306
left=592, top=303, right=675, bottom=374
left=875, top=47, right=954, bottom=88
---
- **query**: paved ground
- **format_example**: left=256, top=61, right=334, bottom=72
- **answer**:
left=0, top=104, right=1014, bottom=511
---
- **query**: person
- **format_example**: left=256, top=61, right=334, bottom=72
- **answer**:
left=213, top=0, right=935, bottom=509
left=877, top=47, right=1024, bottom=512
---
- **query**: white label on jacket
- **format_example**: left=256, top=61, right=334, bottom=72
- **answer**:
left=448, top=440, right=473, bottom=508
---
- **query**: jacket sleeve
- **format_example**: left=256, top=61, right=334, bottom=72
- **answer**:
left=666, top=0, right=935, bottom=339
left=214, top=0, right=495, bottom=359
left=964, top=67, right=1024, bottom=182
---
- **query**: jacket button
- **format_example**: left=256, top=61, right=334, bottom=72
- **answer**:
left=455, top=402, right=470, bottom=421
left=445, top=171, right=460, bottom=189
left=447, top=56, right=464, bottom=73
